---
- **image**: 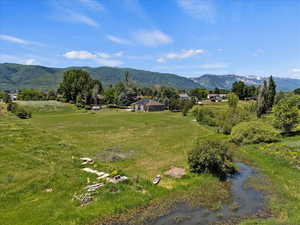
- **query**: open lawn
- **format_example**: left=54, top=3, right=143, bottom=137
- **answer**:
left=1, top=101, right=300, bottom=225
left=0, top=102, right=228, bottom=225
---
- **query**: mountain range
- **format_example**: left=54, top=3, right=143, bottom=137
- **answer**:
left=0, top=63, right=299, bottom=91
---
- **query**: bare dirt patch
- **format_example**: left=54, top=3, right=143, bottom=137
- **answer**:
left=164, top=167, right=186, bottom=178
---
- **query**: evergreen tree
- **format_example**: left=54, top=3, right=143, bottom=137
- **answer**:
left=266, top=76, right=276, bottom=110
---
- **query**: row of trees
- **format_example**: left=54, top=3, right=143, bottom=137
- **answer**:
left=58, top=70, right=102, bottom=108
left=231, top=81, right=257, bottom=100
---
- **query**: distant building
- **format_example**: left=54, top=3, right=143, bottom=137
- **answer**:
left=91, top=106, right=101, bottom=110
left=207, top=94, right=227, bottom=102
left=131, top=99, right=165, bottom=112
left=9, top=94, right=17, bottom=101
left=179, top=93, right=190, bottom=100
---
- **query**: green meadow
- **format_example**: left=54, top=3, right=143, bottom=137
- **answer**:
left=0, top=101, right=300, bottom=225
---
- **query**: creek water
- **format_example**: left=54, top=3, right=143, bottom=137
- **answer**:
left=150, top=162, right=266, bottom=225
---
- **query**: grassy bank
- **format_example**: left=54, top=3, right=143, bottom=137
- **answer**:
left=237, top=137, right=300, bottom=225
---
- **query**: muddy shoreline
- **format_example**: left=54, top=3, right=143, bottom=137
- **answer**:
left=95, top=162, right=270, bottom=225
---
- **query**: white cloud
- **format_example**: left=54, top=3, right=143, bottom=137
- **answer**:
left=114, top=51, right=124, bottom=57
left=252, top=49, right=264, bottom=57
left=177, top=0, right=216, bottom=23
left=64, top=50, right=97, bottom=59
left=79, top=0, right=104, bottom=11
left=0, top=54, right=39, bottom=65
left=63, top=50, right=123, bottom=67
left=290, top=69, right=300, bottom=73
left=0, top=34, right=28, bottom=44
left=95, top=58, right=123, bottom=67
left=199, top=63, right=228, bottom=69
left=98, top=52, right=111, bottom=58
left=51, top=1, right=100, bottom=28
left=157, top=49, right=204, bottom=63
left=23, top=59, right=36, bottom=65
left=0, top=34, right=42, bottom=46
left=66, top=10, right=99, bottom=27
left=106, top=35, right=131, bottom=45
left=134, top=30, right=173, bottom=47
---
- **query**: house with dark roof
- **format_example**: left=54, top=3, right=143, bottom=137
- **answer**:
left=131, top=99, right=165, bottom=112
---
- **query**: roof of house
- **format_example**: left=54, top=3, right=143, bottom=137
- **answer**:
left=132, top=99, right=164, bottom=106
left=179, top=93, right=189, bottom=98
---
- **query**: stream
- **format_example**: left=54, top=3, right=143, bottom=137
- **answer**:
left=150, top=162, right=266, bottom=225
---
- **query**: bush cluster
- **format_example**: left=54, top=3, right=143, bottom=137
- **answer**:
left=217, top=107, right=251, bottom=134
left=191, top=106, right=216, bottom=126
left=230, top=121, right=279, bottom=145
left=7, top=102, right=32, bottom=119
left=188, top=140, right=236, bottom=179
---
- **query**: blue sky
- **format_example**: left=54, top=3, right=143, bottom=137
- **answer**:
left=1, top=0, right=300, bottom=78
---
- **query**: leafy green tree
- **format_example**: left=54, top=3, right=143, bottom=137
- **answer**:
left=232, top=81, right=256, bottom=100
left=181, top=100, right=194, bottom=116
left=58, top=69, right=102, bottom=106
left=273, top=100, right=299, bottom=133
left=192, top=106, right=216, bottom=126
left=232, top=81, right=246, bottom=99
left=189, top=88, right=208, bottom=100
left=47, top=90, right=57, bottom=100
left=227, top=92, right=239, bottom=108
left=3, top=93, right=12, bottom=103
left=275, top=91, right=286, bottom=104
left=18, top=89, right=45, bottom=100
left=294, top=88, right=300, bottom=95
left=217, top=107, right=251, bottom=134
left=188, top=140, right=236, bottom=179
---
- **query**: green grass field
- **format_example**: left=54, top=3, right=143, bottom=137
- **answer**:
left=0, top=102, right=228, bottom=225
left=1, top=101, right=300, bottom=225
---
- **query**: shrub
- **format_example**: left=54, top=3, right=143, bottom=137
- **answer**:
left=217, top=107, right=251, bottom=134
left=182, top=100, right=193, bottom=116
left=242, top=100, right=257, bottom=113
left=231, top=121, right=280, bottom=145
left=15, top=107, right=32, bottom=119
left=6, top=102, right=31, bottom=119
left=227, top=92, right=239, bottom=108
left=191, top=106, right=216, bottom=126
left=7, top=102, right=18, bottom=113
left=188, top=140, right=236, bottom=179
left=273, top=100, right=299, bottom=133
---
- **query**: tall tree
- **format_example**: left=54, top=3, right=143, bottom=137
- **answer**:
left=232, top=81, right=246, bottom=99
left=256, top=80, right=268, bottom=118
left=266, top=76, right=276, bottom=110
left=294, top=88, right=300, bottom=95
left=273, top=100, right=299, bottom=133
left=58, top=69, right=102, bottom=105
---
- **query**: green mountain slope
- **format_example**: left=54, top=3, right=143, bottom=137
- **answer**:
left=0, top=63, right=201, bottom=91
left=1, top=63, right=299, bottom=91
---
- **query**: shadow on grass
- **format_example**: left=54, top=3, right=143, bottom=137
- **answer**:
left=281, top=130, right=300, bottom=137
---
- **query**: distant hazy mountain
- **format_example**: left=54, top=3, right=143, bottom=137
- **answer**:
left=192, top=74, right=300, bottom=91
left=0, top=63, right=299, bottom=91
